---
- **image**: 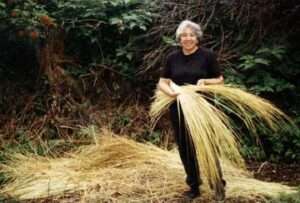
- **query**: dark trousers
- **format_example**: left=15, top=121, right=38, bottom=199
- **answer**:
left=169, top=102, right=225, bottom=191
left=170, top=103, right=201, bottom=190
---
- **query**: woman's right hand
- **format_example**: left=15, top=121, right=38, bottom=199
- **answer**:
left=158, top=78, right=179, bottom=97
left=169, top=91, right=180, bottom=97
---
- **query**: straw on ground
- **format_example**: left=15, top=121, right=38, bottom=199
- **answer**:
left=0, top=130, right=296, bottom=202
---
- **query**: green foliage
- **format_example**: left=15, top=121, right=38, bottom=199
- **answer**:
left=53, top=0, right=153, bottom=77
left=267, top=187, right=300, bottom=203
left=239, top=140, right=266, bottom=161
left=162, top=36, right=177, bottom=46
left=240, top=121, right=300, bottom=162
left=147, top=130, right=161, bottom=145
left=0, top=1, right=55, bottom=82
left=113, top=114, right=131, bottom=128
left=268, top=120, right=300, bottom=162
left=237, top=46, right=294, bottom=93
left=2, top=0, right=55, bottom=41
left=0, top=0, right=154, bottom=79
left=0, top=2, right=6, bottom=18
left=225, top=44, right=300, bottom=162
left=2, top=127, right=52, bottom=156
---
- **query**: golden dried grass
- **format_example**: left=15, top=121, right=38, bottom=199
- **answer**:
left=149, top=83, right=293, bottom=192
left=0, top=130, right=296, bottom=202
left=186, top=84, right=293, bottom=132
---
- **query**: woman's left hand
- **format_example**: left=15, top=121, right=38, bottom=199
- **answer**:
left=197, top=79, right=206, bottom=86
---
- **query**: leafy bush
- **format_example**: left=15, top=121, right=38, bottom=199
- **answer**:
left=52, top=0, right=153, bottom=77
left=0, top=0, right=154, bottom=81
left=225, top=44, right=300, bottom=162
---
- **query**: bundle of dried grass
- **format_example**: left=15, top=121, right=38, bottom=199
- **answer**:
left=150, top=83, right=293, bottom=192
left=186, top=84, right=293, bottom=132
left=0, top=130, right=296, bottom=202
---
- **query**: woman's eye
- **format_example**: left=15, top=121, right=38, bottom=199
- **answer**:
left=182, top=33, right=195, bottom=37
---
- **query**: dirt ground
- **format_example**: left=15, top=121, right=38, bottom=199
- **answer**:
left=247, top=161, right=300, bottom=186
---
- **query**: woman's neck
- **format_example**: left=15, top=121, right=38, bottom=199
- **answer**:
left=182, top=46, right=199, bottom=55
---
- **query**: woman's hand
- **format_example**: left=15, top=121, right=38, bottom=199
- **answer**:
left=158, top=78, right=180, bottom=97
left=169, top=91, right=180, bottom=97
left=197, top=79, right=206, bottom=86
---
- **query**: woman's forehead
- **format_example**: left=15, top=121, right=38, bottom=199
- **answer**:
left=182, top=27, right=195, bottom=34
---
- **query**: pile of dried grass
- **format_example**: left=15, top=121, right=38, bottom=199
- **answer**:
left=0, top=129, right=296, bottom=202
left=150, top=83, right=293, bottom=192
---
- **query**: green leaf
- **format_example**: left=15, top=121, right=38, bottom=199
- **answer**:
left=139, top=25, right=147, bottom=31
left=126, top=53, right=133, bottom=60
left=238, top=63, right=255, bottom=70
left=129, top=21, right=136, bottom=29
left=256, top=47, right=271, bottom=54
left=254, top=58, right=270, bottom=65
left=162, top=36, right=176, bottom=46
left=240, top=55, right=254, bottom=61
left=110, top=17, right=122, bottom=25
left=0, top=2, right=6, bottom=8
left=90, top=37, right=98, bottom=44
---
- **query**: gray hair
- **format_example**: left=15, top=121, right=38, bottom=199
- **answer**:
left=175, top=20, right=203, bottom=42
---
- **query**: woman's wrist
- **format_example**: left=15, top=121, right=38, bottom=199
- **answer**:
left=197, top=76, right=223, bottom=86
left=197, top=79, right=206, bottom=86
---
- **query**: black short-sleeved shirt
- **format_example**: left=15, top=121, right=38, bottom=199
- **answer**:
left=161, top=47, right=222, bottom=85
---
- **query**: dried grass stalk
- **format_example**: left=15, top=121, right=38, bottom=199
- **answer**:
left=0, top=130, right=296, bottom=202
left=186, top=84, right=293, bottom=132
left=150, top=83, right=293, bottom=191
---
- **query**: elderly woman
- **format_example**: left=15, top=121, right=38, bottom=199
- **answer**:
left=158, top=20, right=225, bottom=200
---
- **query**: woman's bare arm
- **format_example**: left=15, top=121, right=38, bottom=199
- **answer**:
left=197, top=75, right=224, bottom=86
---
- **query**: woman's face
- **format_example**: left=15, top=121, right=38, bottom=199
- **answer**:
left=180, top=27, right=198, bottom=52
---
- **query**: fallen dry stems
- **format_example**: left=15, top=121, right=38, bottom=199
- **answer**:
left=0, top=130, right=296, bottom=202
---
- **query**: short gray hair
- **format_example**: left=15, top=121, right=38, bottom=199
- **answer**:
left=175, top=20, right=203, bottom=42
